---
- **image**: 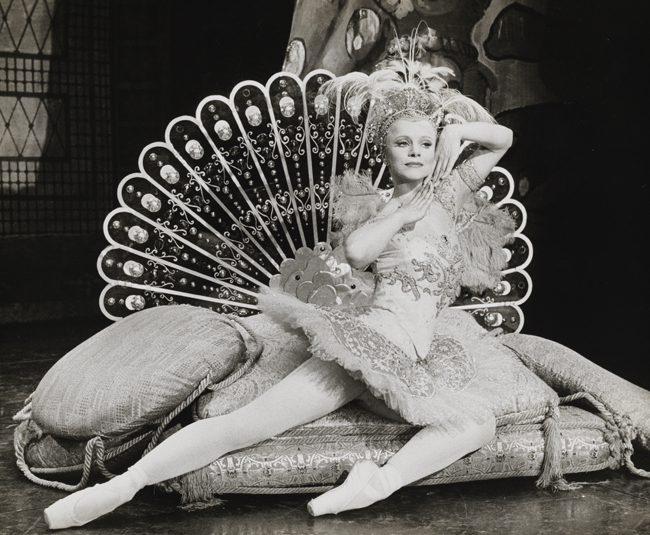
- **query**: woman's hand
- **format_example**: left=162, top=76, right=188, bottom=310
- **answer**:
left=432, top=124, right=461, bottom=182
left=395, top=180, right=435, bottom=226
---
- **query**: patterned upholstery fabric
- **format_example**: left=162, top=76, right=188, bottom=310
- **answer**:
left=167, top=404, right=622, bottom=504
left=500, top=334, right=650, bottom=451
left=31, top=305, right=247, bottom=439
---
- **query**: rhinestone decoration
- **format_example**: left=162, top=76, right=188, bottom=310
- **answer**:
left=245, top=105, right=263, bottom=127
left=141, top=193, right=162, bottom=212
left=368, top=87, right=442, bottom=145
left=346, top=96, right=362, bottom=117
left=478, top=186, right=493, bottom=200
left=493, top=281, right=511, bottom=296
left=123, top=260, right=145, bottom=278
left=314, top=94, right=328, bottom=116
left=125, top=294, right=146, bottom=311
left=484, top=312, right=504, bottom=327
left=214, top=119, right=232, bottom=141
left=128, top=226, right=149, bottom=244
left=185, top=140, right=204, bottom=160
left=160, top=165, right=180, bottom=184
left=279, top=96, right=295, bottom=118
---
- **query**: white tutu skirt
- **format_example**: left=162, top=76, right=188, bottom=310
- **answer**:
left=258, top=290, right=558, bottom=432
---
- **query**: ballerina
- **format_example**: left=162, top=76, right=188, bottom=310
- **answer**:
left=43, top=57, right=547, bottom=529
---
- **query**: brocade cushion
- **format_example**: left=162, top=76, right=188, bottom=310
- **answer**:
left=167, top=404, right=621, bottom=504
left=31, top=305, right=247, bottom=440
left=500, top=333, right=650, bottom=451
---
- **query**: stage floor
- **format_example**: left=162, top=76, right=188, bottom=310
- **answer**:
left=2, top=317, right=649, bottom=535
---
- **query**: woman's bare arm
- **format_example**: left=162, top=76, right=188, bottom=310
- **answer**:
left=432, top=122, right=513, bottom=182
left=344, top=181, right=435, bottom=269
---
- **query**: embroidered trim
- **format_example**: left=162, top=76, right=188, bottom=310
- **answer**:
left=375, top=268, right=422, bottom=300
left=375, top=236, right=464, bottom=312
left=422, top=334, right=476, bottom=392
left=433, top=177, right=456, bottom=221
left=456, top=158, right=484, bottom=192
left=422, top=335, right=476, bottom=391
left=413, top=237, right=464, bottom=313
left=318, top=307, right=436, bottom=398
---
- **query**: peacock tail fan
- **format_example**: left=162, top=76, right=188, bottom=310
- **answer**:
left=98, top=70, right=532, bottom=334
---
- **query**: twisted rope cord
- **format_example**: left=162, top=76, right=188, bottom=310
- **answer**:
left=560, top=392, right=650, bottom=479
left=495, top=407, right=548, bottom=427
left=142, top=317, right=263, bottom=457
left=14, top=431, right=102, bottom=492
left=29, top=429, right=156, bottom=476
left=15, top=315, right=264, bottom=491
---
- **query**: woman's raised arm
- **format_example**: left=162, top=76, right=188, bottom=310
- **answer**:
left=344, top=181, right=435, bottom=269
left=432, top=122, right=513, bottom=183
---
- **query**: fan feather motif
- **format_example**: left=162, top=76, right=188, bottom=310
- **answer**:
left=98, top=70, right=532, bottom=333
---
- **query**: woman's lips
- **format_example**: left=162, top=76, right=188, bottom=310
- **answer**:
left=406, top=162, right=423, bottom=167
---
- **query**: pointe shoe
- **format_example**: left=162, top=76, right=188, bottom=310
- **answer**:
left=43, top=484, right=120, bottom=530
left=307, top=460, right=386, bottom=516
left=44, top=468, right=146, bottom=530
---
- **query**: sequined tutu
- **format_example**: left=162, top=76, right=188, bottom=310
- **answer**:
left=258, top=290, right=558, bottom=432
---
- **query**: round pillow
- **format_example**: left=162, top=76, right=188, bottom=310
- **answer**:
left=31, top=305, right=248, bottom=440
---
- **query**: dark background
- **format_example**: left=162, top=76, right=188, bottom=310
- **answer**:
left=114, top=1, right=647, bottom=384
left=4, top=1, right=647, bottom=386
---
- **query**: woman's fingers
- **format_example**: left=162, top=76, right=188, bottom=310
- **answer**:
left=414, top=182, right=434, bottom=209
left=432, top=159, right=443, bottom=181
left=434, top=162, right=445, bottom=181
left=442, top=158, right=454, bottom=177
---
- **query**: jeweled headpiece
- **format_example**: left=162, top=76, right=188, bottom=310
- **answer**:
left=367, top=85, right=443, bottom=147
left=320, top=29, right=494, bottom=149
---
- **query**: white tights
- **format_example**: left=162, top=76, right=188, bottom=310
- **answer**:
left=137, top=356, right=366, bottom=484
left=45, top=356, right=496, bottom=527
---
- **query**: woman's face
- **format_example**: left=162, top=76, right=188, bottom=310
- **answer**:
left=384, top=119, right=437, bottom=185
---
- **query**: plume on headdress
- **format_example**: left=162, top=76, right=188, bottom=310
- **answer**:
left=319, top=32, right=495, bottom=145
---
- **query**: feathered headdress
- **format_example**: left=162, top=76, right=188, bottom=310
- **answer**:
left=320, top=28, right=495, bottom=148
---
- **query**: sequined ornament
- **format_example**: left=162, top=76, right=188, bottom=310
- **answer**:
left=185, top=140, right=204, bottom=160
left=214, top=120, right=232, bottom=141
left=160, top=165, right=180, bottom=184
left=314, top=94, right=328, bottom=116
left=127, top=226, right=149, bottom=244
left=245, top=106, right=263, bottom=127
left=125, top=294, right=146, bottom=311
left=123, top=260, right=144, bottom=278
left=279, top=96, right=295, bottom=118
left=141, top=193, right=162, bottom=212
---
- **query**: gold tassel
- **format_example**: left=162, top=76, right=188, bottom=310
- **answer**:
left=536, top=403, right=582, bottom=491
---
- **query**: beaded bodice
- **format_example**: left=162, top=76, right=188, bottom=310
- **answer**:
left=368, top=182, right=465, bottom=359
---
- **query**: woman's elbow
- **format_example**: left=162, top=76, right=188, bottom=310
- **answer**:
left=343, top=241, right=367, bottom=270
left=500, top=126, right=513, bottom=149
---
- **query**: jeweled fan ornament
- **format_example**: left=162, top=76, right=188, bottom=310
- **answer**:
left=98, top=70, right=532, bottom=333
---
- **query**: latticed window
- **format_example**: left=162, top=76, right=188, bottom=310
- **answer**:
left=0, top=0, right=112, bottom=235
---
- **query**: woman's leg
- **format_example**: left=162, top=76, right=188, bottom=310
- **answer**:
left=45, top=357, right=365, bottom=529
left=308, top=413, right=496, bottom=515
left=138, top=356, right=365, bottom=483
